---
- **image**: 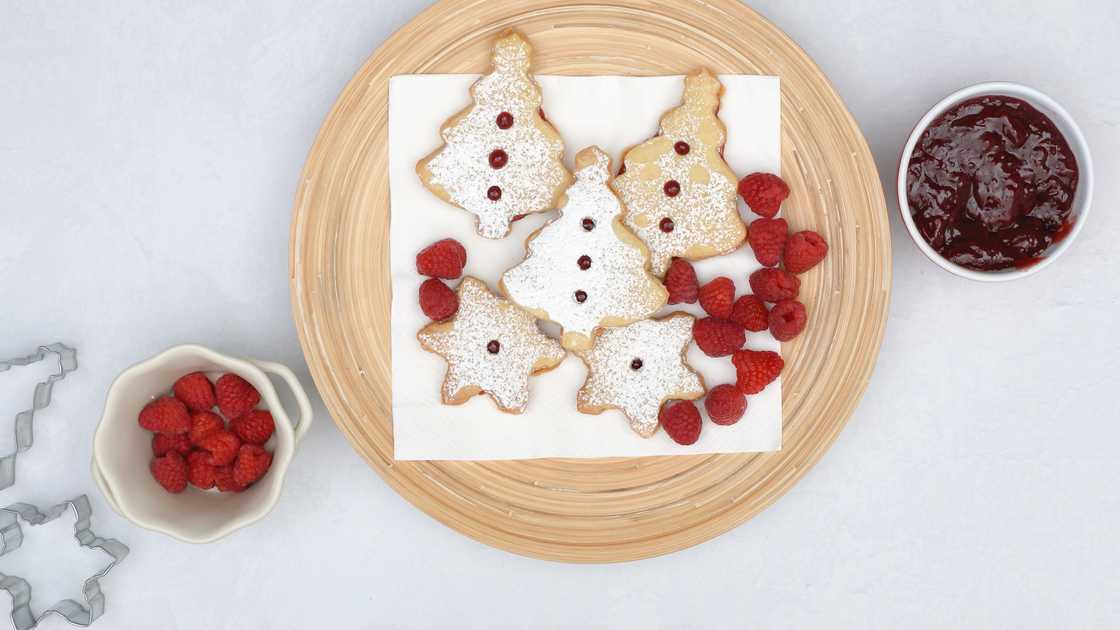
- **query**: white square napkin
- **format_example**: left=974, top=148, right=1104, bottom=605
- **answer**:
left=388, top=74, right=781, bottom=459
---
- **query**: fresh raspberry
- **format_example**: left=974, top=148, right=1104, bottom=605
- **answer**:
left=213, top=465, right=247, bottom=493
left=737, top=172, right=789, bottom=218
left=415, top=238, right=467, bottom=279
left=698, top=276, right=735, bottom=319
left=419, top=278, right=458, bottom=321
left=172, top=371, right=215, bottom=411
left=233, top=444, right=273, bottom=487
left=749, top=268, right=800, bottom=303
left=150, top=451, right=188, bottom=493
left=664, top=258, right=699, bottom=304
left=769, top=300, right=807, bottom=342
left=659, top=400, right=702, bottom=445
left=231, top=409, right=275, bottom=445
left=732, top=349, right=784, bottom=395
left=784, top=230, right=829, bottom=274
left=730, top=294, right=770, bottom=332
left=151, top=433, right=192, bottom=457
left=189, top=411, right=225, bottom=446
left=692, top=317, right=746, bottom=357
left=704, top=384, right=748, bottom=426
left=215, top=373, right=260, bottom=419
left=186, top=450, right=217, bottom=489
left=198, top=429, right=241, bottom=466
left=747, top=217, right=788, bottom=267
left=138, top=397, right=191, bottom=434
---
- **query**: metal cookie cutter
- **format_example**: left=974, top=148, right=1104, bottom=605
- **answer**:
left=0, top=344, right=78, bottom=491
left=0, top=495, right=129, bottom=630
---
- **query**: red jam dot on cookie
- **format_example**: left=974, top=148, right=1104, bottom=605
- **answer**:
left=581, top=217, right=596, bottom=231
left=659, top=217, right=675, bottom=233
left=674, top=141, right=690, bottom=155
left=630, top=358, right=643, bottom=370
left=663, top=180, right=681, bottom=197
left=577, top=255, right=591, bottom=270
left=486, top=340, right=501, bottom=354
left=489, top=149, right=508, bottom=169
left=574, top=290, right=588, bottom=303
left=487, top=186, right=502, bottom=201
left=496, top=111, right=514, bottom=129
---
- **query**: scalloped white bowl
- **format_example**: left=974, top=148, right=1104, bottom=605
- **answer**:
left=897, top=82, right=1094, bottom=282
left=92, top=344, right=312, bottom=543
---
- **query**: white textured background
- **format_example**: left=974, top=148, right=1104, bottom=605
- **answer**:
left=0, top=2, right=1117, bottom=628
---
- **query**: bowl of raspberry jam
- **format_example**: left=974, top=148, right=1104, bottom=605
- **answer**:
left=898, top=82, right=1093, bottom=281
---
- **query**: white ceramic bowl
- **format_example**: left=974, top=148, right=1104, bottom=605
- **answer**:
left=92, top=344, right=313, bottom=543
left=897, top=82, right=1094, bottom=281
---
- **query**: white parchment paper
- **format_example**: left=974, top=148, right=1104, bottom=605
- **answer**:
left=389, top=74, right=781, bottom=459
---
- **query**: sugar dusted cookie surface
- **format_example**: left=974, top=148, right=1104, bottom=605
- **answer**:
left=501, top=146, right=668, bottom=351
left=575, top=313, right=706, bottom=438
left=418, top=277, right=567, bottom=414
left=416, top=30, right=572, bottom=239
left=612, top=69, right=746, bottom=275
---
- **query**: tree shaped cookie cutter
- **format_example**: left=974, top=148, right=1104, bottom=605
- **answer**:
left=0, top=495, right=129, bottom=630
left=0, top=344, right=78, bottom=492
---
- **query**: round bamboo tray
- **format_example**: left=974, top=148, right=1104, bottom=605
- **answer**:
left=289, top=0, right=891, bottom=562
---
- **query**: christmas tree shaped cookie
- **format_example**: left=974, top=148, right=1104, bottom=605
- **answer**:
left=501, top=146, right=668, bottom=351
left=418, top=277, right=567, bottom=414
left=416, top=30, right=572, bottom=239
left=612, top=69, right=746, bottom=276
left=575, top=313, right=706, bottom=437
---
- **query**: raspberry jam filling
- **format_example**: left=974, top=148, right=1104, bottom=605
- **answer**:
left=577, top=255, right=591, bottom=270
left=906, top=95, right=1079, bottom=271
left=496, top=111, right=514, bottom=129
left=488, top=149, right=508, bottom=169
left=581, top=217, right=595, bottom=231
left=659, top=217, right=675, bottom=233
left=663, top=180, right=681, bottom=197
left=674, top=141, right=690, bottom=155
left=487, top=185, right=501, bottom=201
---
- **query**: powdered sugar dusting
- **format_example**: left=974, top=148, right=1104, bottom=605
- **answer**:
left=418, top=277, right=567, bottom=413
left=576, top=314, right=705, bottom=437
left=418, top=31, right=571, bottom=239
left=612, top=70, right=745, bottom=275
left=502, top=146, right=668, bottom=349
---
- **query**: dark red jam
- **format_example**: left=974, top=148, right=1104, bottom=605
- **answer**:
left=489, top=149, right=508, bottom=169
left=496, top=112, right=514, bottom=129
left=663, top=180, right=681, bottom=197
left=581, top=217, right=595, bottom=231
left=487, top=185, right=501, bottom=201
left=487, top=340, right=501, bottom=354
left=577, top=255, right=591, bottom=270
left=907, top=95, right=1078, bottom=271
left=674, top=141, right=690, bottom=155
left=630, top=358, right=643, bottom=370
left=574, top=290, right=588, bottom=303
left=659, top=217, right=675, bottom=233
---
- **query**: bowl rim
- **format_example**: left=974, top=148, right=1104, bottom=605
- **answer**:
left=92, top=343, right=298, bottom=543
left=896, top=81, right=1094, bottom=282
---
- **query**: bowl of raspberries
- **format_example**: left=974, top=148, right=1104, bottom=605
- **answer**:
left=92, top=344, right=313, bottom=543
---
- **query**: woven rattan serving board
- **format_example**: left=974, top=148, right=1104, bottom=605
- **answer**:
left=290, top=0, right=891, bottom=562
